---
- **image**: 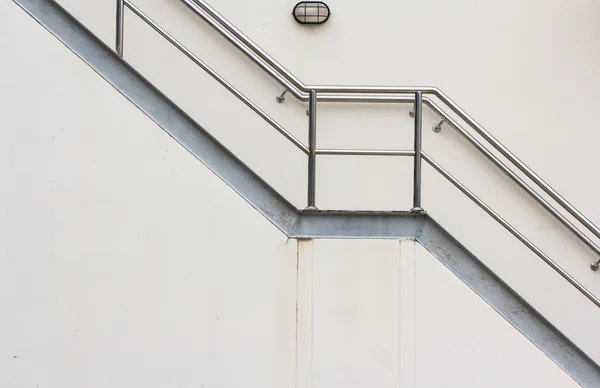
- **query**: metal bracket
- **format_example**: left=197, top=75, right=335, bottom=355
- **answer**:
left=410, top=207, right=426, bottom=214
left=409, top=103, right=415, bottom=118
left=275, top=89, right=287, bottom=103
left=433, top=118, right=445, bottom=133
left=591, top=261, right=600, bottom=271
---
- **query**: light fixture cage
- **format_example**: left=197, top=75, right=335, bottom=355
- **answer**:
left=293, top=1, right=331, bottom=25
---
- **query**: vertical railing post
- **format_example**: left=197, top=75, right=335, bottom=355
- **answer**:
left=307, top=90, right=317, bottom=210
left=116, top=0, right=125, bottom=57
left=411, top=91, right=424, bottom=213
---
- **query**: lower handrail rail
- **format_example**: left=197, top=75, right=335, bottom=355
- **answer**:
left=422, top=152, right=600, bottom=308
left=122, top=0, right=308, bottom=154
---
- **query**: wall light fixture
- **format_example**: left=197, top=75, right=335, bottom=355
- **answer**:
left=293, top=2, right=331, bottom=25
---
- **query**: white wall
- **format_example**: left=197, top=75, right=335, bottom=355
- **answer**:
left=298, top=240, right=579, bottom=387
left=3, top=0, right=600, bottom=386
left=0, top=2, right=295, bottom=387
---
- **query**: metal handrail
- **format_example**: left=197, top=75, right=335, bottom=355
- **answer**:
left=114, top=0, right=600, bottom=305
left=182, top=0, right=600, bottom=245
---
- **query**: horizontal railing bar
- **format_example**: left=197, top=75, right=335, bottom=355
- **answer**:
left=317, top=94, right=414, bottom=103
left=424, top=98, right=600, bottom=258
left=422, top=152, right=600, bottom=308
left=309, top=85, right=440, bottom=95
left=315, top=149, right=415, bottom=156
left=124, top=0, right=309, bottom=155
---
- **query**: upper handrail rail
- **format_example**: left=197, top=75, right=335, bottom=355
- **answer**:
left=182, top=0, right=600, bottom=254
left=114, top=0, right=600, bottom=305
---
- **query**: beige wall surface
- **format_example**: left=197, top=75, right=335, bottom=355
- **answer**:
left=1, top=3, right=294, bottom=387
left=297, top=240, right=579, bottom=388
left=3, top=0, right=600, bottom=386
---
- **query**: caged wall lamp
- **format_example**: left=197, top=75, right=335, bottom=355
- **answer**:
left=293, top=1, right=331, bottom=25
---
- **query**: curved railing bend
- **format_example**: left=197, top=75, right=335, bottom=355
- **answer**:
left=114, top=0, right=600, bottom=306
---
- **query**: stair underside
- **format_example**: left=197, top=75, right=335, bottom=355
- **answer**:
left=13, top=0, right=600, bottom=386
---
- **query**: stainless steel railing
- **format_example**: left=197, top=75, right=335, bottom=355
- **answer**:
left=114, top=0, right=600, bottom=306
left=180, top=0, right=600, bottom=251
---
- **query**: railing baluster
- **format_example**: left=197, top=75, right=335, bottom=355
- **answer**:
left=116, top=0, right=125, bottom=57
left=412, top=91, right=423, bottom=213
left=307, top=90, right=317, bottom=210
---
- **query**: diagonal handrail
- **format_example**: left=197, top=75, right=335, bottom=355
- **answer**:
left=113, top=0, right=600, bottom=305
left=122, top=1, right=309, bottom=155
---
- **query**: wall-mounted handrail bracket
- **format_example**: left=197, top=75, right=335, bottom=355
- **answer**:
left=592, top=261, right=600, bottom=271
left=276, top=89, right=287, bottom=103
left=409, top=103, right=415, bottom=118
left=433, top=118, right=445, bottom=133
